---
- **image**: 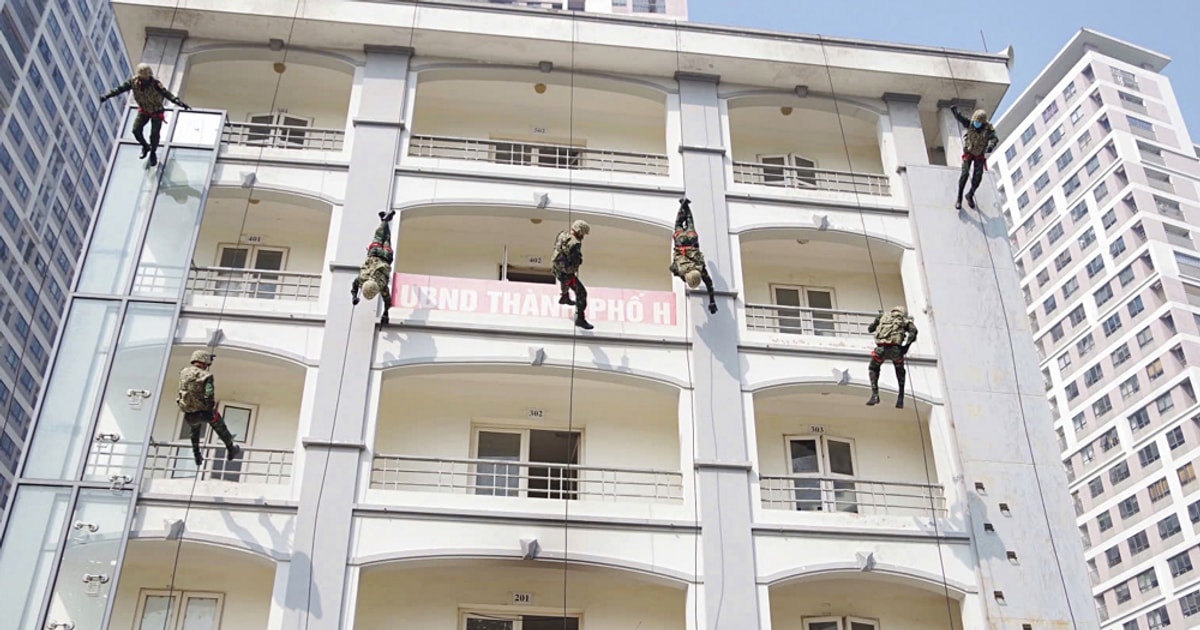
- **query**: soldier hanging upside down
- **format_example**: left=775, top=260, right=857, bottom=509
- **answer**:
left=352, top=211, right=395, bottom=325
left=950, top=104, right=999, bottom=211
left=866, top=306, right=919, bottom=409
left=553, top=219, right=593, bottom=330
left=669, top=198, right=717, bottom=314
left=99, top=63, right=191, bottom=167
left=176, top=350, right=241, bottom=466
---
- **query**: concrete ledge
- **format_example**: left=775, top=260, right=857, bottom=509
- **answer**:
left=138, top=494, right=300, bottom=511
left=694, top=459, right=754, bottom=471
left=882, top=92, right=922, bottom=104
left=145, top=27, right=189, bottom=39
left=364, top=44, right=414, bottom=57
left=675, top=71, right=720, bottom=84
left=352, top=118, right=406, bottom=129
left=394, top=165, right=685, bottom=197
left=301, top=438, right=367, bottom=450
left=354, top=503, right=701, bottom=533
left=752, top=523, right=970, bottom=544
left=678, top=144, right=726, bottom=156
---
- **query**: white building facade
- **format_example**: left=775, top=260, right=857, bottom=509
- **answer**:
left=0, top=2, right=1095, bottom=629
left=991, top=30, right=1200, bottom=630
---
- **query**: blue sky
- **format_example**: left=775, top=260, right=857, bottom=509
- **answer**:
left=688, top=0, right=1200, bottom=141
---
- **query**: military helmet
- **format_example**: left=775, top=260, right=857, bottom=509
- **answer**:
left=892, top=305, right=908, bottom=317
left=571, top=219, right=590, bottom=236
left=136, top=63, right=154, bottom=78
left=971, top=109, right=988, bottom=124
left=684, top=269, right=702, bottom=289
left=361, top=279, right=380, bottom=300
left=190, top=349, right=213, bottom=365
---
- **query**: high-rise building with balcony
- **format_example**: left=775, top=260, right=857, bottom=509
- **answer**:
left=0, top=0, right=131, bottom=514
left=991, top=29, right=1200, bottom=629
left=0, top=2, right=1096, bottom=629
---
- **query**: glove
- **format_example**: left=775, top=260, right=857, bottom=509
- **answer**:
left=380, top=312, right=390, bottom=326
left=99, top=95, right=108, bottom=104
left=950, top=104, right=960, bottom=115
left=679, top=197, right=691, bottom=206
left=708, top=301, right=718, bottom=314
left=352, top=297, right=360, bottom=306
left=179, top=102, right=192, bottom=111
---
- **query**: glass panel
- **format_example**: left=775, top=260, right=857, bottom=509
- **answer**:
left=806, top=621, right=841, bottom=630
left=180, top=595, right=220, bottom=630
left=0, top=486, right=73, bottom=630
left=466, top=620, right=514, bottom=630
left=475, top=431, right=521, bottom=497
left=789, top=438, right=821, bottom=512
left=24, top=300, right=122, bottom=479
left=172, top=111, right=223, bottom=146
left=850, top=623, right=876, bottom=630
left=211, top=405, right=251, bottom=482
left=774, top=288, right=804, bottom=334
left=807, top=289, right=835, bottom=336
left=132, top=149, right=213, bottom=298
left=254, top=250, right=285, bottom=299
left=43, top=489, right=132, bottom=630
left=122, top=107, right=174, bottom=144
left=137, top=594, right=175, bottom=630
left=83, top=303, right=177, bottom=482
left=826, top=440, right=855, bottom=476
left=77, top=144, right=160, bottom=294
left=524, top=617, right=580, bottom=630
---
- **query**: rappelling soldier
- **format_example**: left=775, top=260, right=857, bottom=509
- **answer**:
left=669, top=198, right=718, bottom=314
left=553, top=219, right=593, bottom=330
left=950, top=104, right=999, bottom=211
left=866, top=305, right=919, bottom=409
left=351, top=210, right=396, bottom=325
left=99, top=63, right=192, bottom=167
left=177, top=350, right=241, bottom=466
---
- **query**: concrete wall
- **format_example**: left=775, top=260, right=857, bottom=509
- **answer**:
left=769, top=578, right=962, bottom=630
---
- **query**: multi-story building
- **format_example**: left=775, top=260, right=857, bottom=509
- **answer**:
left=0, top=1, right=1096, bottom=628
left=991, top=29, right=1200, bottom=630
left=465, top=0, right=685, bottom=17
left=0, top=0, right=131, bottom=513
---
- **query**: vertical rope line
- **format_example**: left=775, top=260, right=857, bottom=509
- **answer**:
left=941, top=47, right=1081, bottom=629
left=561, top=9, right=579, bottom=629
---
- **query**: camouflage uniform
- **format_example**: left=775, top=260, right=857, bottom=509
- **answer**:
left=668, top=198, right=717, bottom=313
left=351, top=211, right=395, bottom=325
left=100, top=67, right=190, bottom=163
left=553, top=220, right=592, bottom=329
left=866, top=306, right=919, bottom=408
left=176, top=350, right=239, bottom=465
left=951, top=105, right=999, bottom=209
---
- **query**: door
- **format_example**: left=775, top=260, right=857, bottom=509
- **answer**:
left=759, top=154, right=789, bottom=185
left=805, top=288, right=836, bottom=336
left=463, top=615, right=579, bottom=630
left=527, top=430, right=580, bottom=500
left=772, top=286, right=806, bottom=334
left=474, top=428, right=581, bottom=499
left=475, top=430, right=522, bottom=497
left=793, top=154, right=818, bottom=188
left=173, top=402, right=254, bottom=482
left=803, top=617, right=842, bottom=630
left=773, top=286, right=838, bottom=335
left=787, top=436, right=858, bottom=512
left=214, top=244, right=288, bottom=299
left=136, top=591, right=224, bottom=630
left=247, top=112, right=312, bottom=147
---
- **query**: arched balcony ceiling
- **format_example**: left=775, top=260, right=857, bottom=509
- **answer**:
left=182, top=59, right=352, bottom=131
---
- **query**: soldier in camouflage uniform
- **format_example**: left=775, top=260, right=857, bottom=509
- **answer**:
left=176, top=350, right=241, bottom=466
left=99, top=63, right=192, bottom=167
left=669, top=198, right=718, bottom=314
left=950, top=104, right=999, bottom=211
left=351, top=210, right=396, bottom=325
left=866, top=305, right=919, bottom=409
left=553, top=219, right=593, bottom=330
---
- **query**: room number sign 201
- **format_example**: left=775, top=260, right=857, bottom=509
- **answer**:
left=512, top=592, right=533, bottom=605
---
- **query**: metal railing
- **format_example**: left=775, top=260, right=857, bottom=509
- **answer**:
left=408, top=134, right=669, bottom=176
left=370, top=454, right=683, bottom=503
left=222, top=121, right=345, bottom=151
left=732, top=161, right=891, bottom=196
left=143, top=441, right=294, bottom=485
left=744, top=304, right=878, bottom=338
left=186, top=266, right=322, bottom=302
left=759, top=474, right=946, bottom=516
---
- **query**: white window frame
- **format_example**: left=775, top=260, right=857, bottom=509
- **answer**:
left=471, top=424, right=584, bottom=499
left=490, top=134, right=587, bottom=169
left=784, top=434, right=859, bottom=513
left=801, top=617, right=880, bottom=630
left=172, top=401, right=257, bottom=480
left=134, top=589, right=225, bottom=630
left=246, top=111, right=314, bottom=147
left=213, top=243, right=290, bottom=299
left=769, top=284, right=838, bottom=336
left=757, top=152, right=818, bottom=188
left=459, top=606, right=583, bottom=630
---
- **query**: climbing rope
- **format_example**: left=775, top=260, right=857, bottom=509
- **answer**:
left=818, top=35, right=958, bottom=629
left=159, top=0, right=309, bottom=622
left=672, top=20, right=706, bottom=630
left=560, top=8, right=579, bottom=625
left=941, top=47, right=1082, bottom=629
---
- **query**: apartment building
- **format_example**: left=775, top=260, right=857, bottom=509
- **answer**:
left=0, top=0, right=131, bottom=514
left=991, top=29, right=1200, bottom=630
left=0, top=1, right=1095, bottom=628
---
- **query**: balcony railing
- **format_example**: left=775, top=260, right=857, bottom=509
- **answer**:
left=143, top=441, right=294, bottom=485
left=760, top=474, right=946, bottom=516
left=370, top=454, right=683, bottom=504
left=408, top=134, right=669, bottom=176
left=222, top=121, right=345, bottom=151
left=732, top=161, right=891, bottom=196
left=744, top=304, right=878, bottom=338
left=186, top=266, right=322, bottom=302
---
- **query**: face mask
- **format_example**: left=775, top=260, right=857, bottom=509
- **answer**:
left=972, top=121, right=982, bottom=129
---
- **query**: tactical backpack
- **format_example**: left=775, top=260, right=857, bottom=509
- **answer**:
left=875, top=313, right=910, bottom=345
left=176, top=367, right=211, bottom=413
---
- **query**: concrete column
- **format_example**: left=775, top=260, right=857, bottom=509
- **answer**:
left=905, top=165, right=1098, bottom=627
left=881, top=93, right=930, bottom=169
left=281, top=46, right=413, bottom=630
left=266, top=560, right=290, bottom=630
left=141, top=28, right=188, bottom=91
left=675, top=71, right=763, bottom=630
left=936, top=99, right=974, bottom=165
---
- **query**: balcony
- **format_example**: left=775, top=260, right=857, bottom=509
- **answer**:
left=754, top=385, right=945, bottom=524
left=391, top=207, right=681, bottom=336
left=739, top=229, right=908, bottom=351
left=729, top=98, right=891, bottom=199
left=768, top=574, right=962, bottom=629
left=355, top=560, right=686, bottom=629
left=180, top=50, right=352, bottom=156
left=407, top=69, right=669, bottom=182
left=136, top=346, right=303, bottom=500
left=183, top=188, right=331, bottom=316
left=367, top=366, right=686, bottom=519
left=111, top=541, right=278, bottom=629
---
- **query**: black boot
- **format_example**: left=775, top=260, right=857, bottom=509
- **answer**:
left=148, top=150, right=158, bottom=167
left=966, top=191, right=977, bottom=210
left=139, top=143, right=151, bottom=159
left=378, top=210, right=395, bottom=222
left=559, top=293, right=575, bottom=306
left=192, top=447, right=204, bottom=466
left=895, top=393, right=905, bottom=409
left=895, top=366, right=907, bottom=409
left=226, top=442, right=242, bottom=461
left=866, top=389, right=880, bottom=406
left=575, top=315, right=594, bottom=330
left=954, top=199, right=962, bottom=210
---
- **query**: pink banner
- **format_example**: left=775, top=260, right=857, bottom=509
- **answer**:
left=392, top=273, right=677, bottom=326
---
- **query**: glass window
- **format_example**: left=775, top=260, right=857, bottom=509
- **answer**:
left=76, top=145, right=160, bottom=294
left=1055, top=250, right=1073, bottom=271
left=1077, top=334, right=1095, bottom=356
left=1118, top=495, right=1140, bottom=518
left=1030, top=242, right=1043, bottom=261
left=1048, top=223, right=1065, bottom=244
left=1146, top=359, right=1164, bottom=380
left=1111, top=344, right=1131, bottom=367
left=1021, top=125, right=1037, bottom=145
left=1128, top=531, right=1150, bottom=555
left=1111, top=461, right=1130, bottom=485
left=1137, top=327, right=1154, bottom=347
left=1167, top=427, right=1185, bottom=450
left=1127, top=296, right=1145, bottom=318
left=1086, top=256, right=1104, bottom=277
left=1028, top=147, right=1044, bottom=168
left=1120, top=376, right=1140, bottom=399
left=1110, top=237, right=1126, bottom=258
left=1043, top=295, right=1057, bottom=315
left=1115, top=583, right=1131, bottom=603
left=1034, top=173, right=1051, bottom=193
left=1042, top=101, right=1060, bottom=123
left=1095, top=284, right=1114, bottom=307
left=1088, top=477, right=1104, bottom=498
left=1005, top=146, right=1017, bottom=162
left=1102, top=313, right=1122, bottom=336
left=1170, top=552, right=1194, bottom=577
left=1079, top=228, right=1096, bottom=250
left=1056, top=149, right=1074, bottom=172
left=132, top=149, right=214, bottom=299
left=1139, top=443, right=1161, bottom=467
left=41, top=489, right=132, bottom=629
left=1094, top=181, right=1110, bottom=202
left=1050, top=126, right=1065, bottom=146
left=0, top=486, right=73, bottom=629
left=1159, top=514, right=1181, bottom=539
left=1098, top=510, right=1113, bottom=531
left=1063, top=279, right=1081, bottom=301
left=1105, top=546, right=1122, bottom=567
left=1063, top=174, right=1082, bottom=196
left=1149, top=477, right=1171, bottom=502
